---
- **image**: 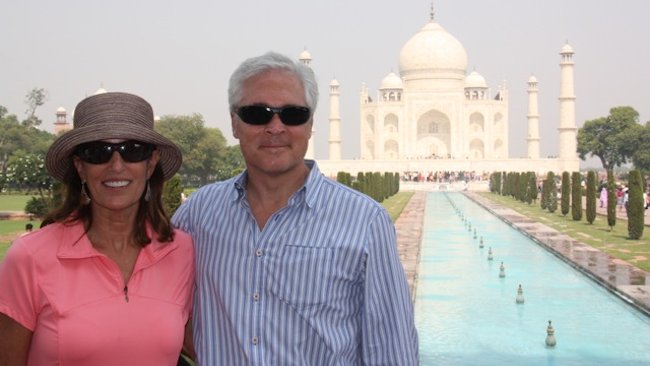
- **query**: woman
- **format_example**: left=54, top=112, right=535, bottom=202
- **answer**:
left=0, top=92, right=194, bottom=365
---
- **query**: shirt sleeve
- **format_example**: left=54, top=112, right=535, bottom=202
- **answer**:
left=362, top=208, right=419, bottom=365
left=171, top=195, right=192, bottom=234
left=0, top=240, right=40, bottom=331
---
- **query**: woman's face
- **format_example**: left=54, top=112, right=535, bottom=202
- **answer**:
left=73, top=139, right=160, bottom=216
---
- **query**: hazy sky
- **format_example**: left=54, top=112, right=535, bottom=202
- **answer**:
left=2, top=0, right=648, bottom=167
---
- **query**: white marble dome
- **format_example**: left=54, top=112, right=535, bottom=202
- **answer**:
left=56, top=106, right=66, bottom=113
left=528, top=75, right=538, bottom=83
left=380, top=72, right=403, bottom=89
left=560, top=43, right=574, bottom=54
left=465, top=71, right=487, bottom=88
left=399, top=21, right=468, bottom=77
left=299, top=49, right=312, bottom=60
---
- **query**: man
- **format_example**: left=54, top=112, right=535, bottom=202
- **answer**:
left=172, top=51, right=418, bottom=365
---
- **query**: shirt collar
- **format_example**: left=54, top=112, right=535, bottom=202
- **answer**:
left=230, top=159, right=324, bottom=209
left=56, top=220, right=178, bottom=268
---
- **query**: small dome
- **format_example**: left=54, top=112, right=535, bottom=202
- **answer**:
left=399, top=21, right=467, bottom=78
left=380, top=72, right=403, bottom=89
left=94, top=87, right=107, bottom=95
left=465, top=71, right=487, bottom=88
left=299, top=49, right=312, bottom=60
left=56, top=106, right=66, bottom=113
left=329, top=78, right=340, bottom=87
left=528, top=75, right=538, bottom=83
left=560, top=43, right=574, bottom=54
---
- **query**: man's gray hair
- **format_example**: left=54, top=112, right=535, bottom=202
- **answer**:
left=228, top=51, right=319, bottom=114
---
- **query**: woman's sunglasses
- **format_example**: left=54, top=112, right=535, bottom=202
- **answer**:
left=74, top=140, right=155, bottom=164
left=235, top=105, right=311, bottom=126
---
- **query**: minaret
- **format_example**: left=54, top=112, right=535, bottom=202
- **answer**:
left=298, top=49, right=315, bottom=159
left=328, top=78, right=342, bottom=160
left=53, top=107, right=71, bottom=135
left=558, top=42, right=577, bottom=160
left=298, top=48, right=312, bottom=66
left=527, top=75, right=540, bottom=159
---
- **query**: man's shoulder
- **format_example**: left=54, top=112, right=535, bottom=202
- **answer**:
left=188, top=178, right=236, bottom=201
left=317, top=176, right=384, bottom=209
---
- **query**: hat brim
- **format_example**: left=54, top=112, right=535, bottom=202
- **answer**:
left=46, top=122, right=182, bottom=182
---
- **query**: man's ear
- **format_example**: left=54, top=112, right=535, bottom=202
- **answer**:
left=231, top=112, right=239, bottom=139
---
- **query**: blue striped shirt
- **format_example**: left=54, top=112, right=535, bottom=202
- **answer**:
left=172, top=161, right=418, bottom=365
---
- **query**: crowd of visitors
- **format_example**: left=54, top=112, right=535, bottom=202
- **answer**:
left=401, top=170, right=489, bottom=183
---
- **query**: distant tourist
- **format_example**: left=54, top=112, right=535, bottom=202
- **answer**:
left=599, top=186, right=607, bottom=208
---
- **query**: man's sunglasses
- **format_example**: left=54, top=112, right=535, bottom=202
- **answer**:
left=74, top=140, right=155, bottom=164
left=235, top=105, right=311, bottom=126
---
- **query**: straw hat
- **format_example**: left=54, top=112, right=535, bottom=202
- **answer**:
left=46, top=92, right=182, bottom=182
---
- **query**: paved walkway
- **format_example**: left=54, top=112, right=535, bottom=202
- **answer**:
left=394, top=191, right=650, bottom=316
left=394, top=191, right=426, bottom=301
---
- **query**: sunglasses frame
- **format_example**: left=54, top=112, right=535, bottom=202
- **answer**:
left=74, top=140, right=155, bottom=165
left=235, top=105, right=311, bottom=126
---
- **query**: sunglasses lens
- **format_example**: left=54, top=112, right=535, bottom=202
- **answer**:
left=280, top=107, right=310, bottom=126
left=120, top=141, right=154, bottom=162
left=237, top=106, right=274, bottom=125
left=75, top=141, right=154, bottom=164
left=237, top=106, right=311, bottom=126
left=75, top=143, right=111, bottom=164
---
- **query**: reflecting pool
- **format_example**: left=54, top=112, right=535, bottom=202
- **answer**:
left=415, top=192, right=650, bottom=365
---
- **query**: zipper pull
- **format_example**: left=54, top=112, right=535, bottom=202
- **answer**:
left=123, top=285, right=129, bottom=302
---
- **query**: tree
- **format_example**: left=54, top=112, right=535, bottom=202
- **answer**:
left=546, top=172, right=557, bottom=213
left=561, top=172, right=570, bottom=216
left=586, top=171, right=597, bottom=224
left=162, top=174, right=184, bottom=216
left=24, top=87, right=48, bottom=128
left=606, top=170, right=617, bottom=230
left=0, top=105, right=55, bottom=190
left=627, top=170, right=644, bottom=239
left=4, top=151, right=52, bottom=194
left=187, top=128, right=228, bottom=185
left=577, top=106, right=642, bottom=170
left=526, top=172, right=537, bottom=204
left=215, top=145, right=245, bottom=181
left=540, top=179, right=548, bottom=210
left=155, top=114, right=237, bottom=187
left=629, top=121, right=650, bottom=172
left=571, top=172, right=583, bottom=221
left=518, top=172, right=527, bottom=202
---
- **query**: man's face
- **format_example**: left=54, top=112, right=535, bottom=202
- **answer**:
left=231, top=69, right=312, bottom=178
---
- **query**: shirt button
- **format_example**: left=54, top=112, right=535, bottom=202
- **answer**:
left=253, top=292, right=260, bottom=301
left=252, top=336, right=258, bottom=345
left=255, top=249, right=263, bottom=257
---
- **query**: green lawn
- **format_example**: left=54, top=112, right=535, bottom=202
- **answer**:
left=479, top=192, right=650, bottom=272
left=0, top=220, right=40, bottom=259
left=381, top=191, right=415, bottom=222
left=0, top=194, right=32, bottom=211
left=0, top=194, right=40, bottom=259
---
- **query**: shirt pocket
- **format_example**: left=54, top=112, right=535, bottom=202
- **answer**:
left=267, top=245, right=335, bottom=309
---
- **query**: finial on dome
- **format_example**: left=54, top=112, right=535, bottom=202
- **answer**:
left=430, top=3, right=435, bottom=22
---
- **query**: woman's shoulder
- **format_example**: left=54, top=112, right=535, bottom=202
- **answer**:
left=6, top=222, right=76, bottom=262
left=172, top=228, right=192, bottom=244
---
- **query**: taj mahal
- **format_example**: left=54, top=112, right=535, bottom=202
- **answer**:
left=50, top=11, right=580, bottom=182
left=307, top=11, right=580, bottom=179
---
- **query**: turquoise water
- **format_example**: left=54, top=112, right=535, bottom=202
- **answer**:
left=415, top=192, right=650, bottom=365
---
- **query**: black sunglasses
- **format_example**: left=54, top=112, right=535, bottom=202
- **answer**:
left=235, top=105, right=311, bottom=126
left=74, top=140, right=155, bottom=164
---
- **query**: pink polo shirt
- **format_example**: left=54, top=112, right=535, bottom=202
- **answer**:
left=0, top=220, right=194, bottom=366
